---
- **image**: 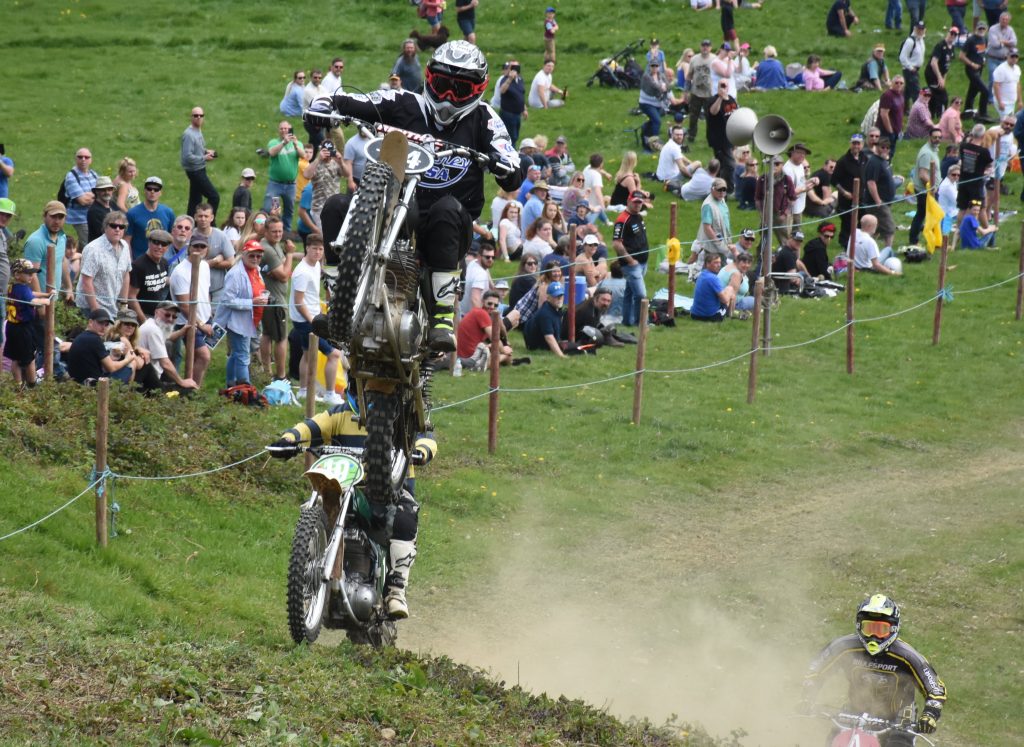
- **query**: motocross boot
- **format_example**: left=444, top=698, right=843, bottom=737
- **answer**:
left=385, top=538, right=417, bottom=619
left=425, top=270, right=460, bottom=352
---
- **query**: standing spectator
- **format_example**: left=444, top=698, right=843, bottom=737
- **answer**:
left=127, top=229, right=172, bottom=323
left=280, top=70, right=306, bottom=117
left=947, top=0, right=968, bottom=36
left=938, top=95, right=966, bottom=142
left=170, top=234, right=214, bottom=387
left=900, top=21, right=929, bottom=103
left=910, top=128, right=943, bottom=245
left=288, top=236, right=344, bottom=404
left=925, top=27, right=959, bottom=119
left=707, top=81, right=738, bottom=193
left=322, top=58, right=344, bottom=94
left=523, top=280, right=566, bottom=356
left=166, top=215, right=194, bottom=272
left=863, top=139, right=901, bottom=259
left=23, top=201, right=71, bottom=303
left=66, top=308, right=135, bottom=385
left=711, top=43, right=737, bottom=100
left=498, top=60, right=527, bottom=145
left=756, top=157, right=797, bottom=244
left=393, top=39, right=423, bottom=93
left=214, top=240, right=267, bottom=388
left=957, top=123, right=994, bottom=225
left=125, top=176, right=175, bottom=260
left=456, top=0, right=479, bottom=44
left=833, top=134, right=868, bottom=251
left=853, top=45, right=891, bottom=92
left=612, top=191, right=650, bottom=327
left=302, top=69, right=329, bottom=150
left=263, top=121, right=303, bottom=232
left=528, top=60, right=565, bottom=109
left=720, top=0, right=739, bottom=47
left=987, top=13, right=1018, bottom=97
left=64, top=149, right=98, bottom=247
left=232, top=168, right=256, bottom=210
left=460, top=242, right=495, bottom=314
left=259, top=215, right=296, bottom=382
left=342, top=126, right=371, bottom=193
left=193, top=203, right=235, bottom=304
left=638, top=61, right=670, bottom=152
left=113, top=157, right=140, bottom=213
left=85, top=175, right=113, bottom=247
left=181, top=107, right=219, bottom=218
left=136, top=300, right=198, bottom=392
left=783, top=143, right=816, bottom=235
left=905, top=0, right=926, bottom=27
left=543, top=6, right=559, bottom=62
left=497, top=202, right=524, bottom=260
left=906, top=88, right=940, bottom=138
left=305, top=139, right=346, bottom=226
left=0, top=199, right=12, bottom=348
left=826, top=0, right=859, bottom=37
left=419, top=0, right=444, bottom=33
left=961, top=22, right=994, bottom=122
left=687, top=39, right=715, bottom=145
left=75, top=211, right=132, bottom=319
left=691, top=178, right=732, bottom=265
left=877, top=76, right=907, bottom=158
left=886, top=0, right=904, bottom=30
left=0, top=144, right=13, bottom=198
left=992, top=47, right=1022, bottom=118
left=4, top=259, right=52, bottom=388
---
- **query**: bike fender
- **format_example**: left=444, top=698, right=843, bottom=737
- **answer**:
left=305, top=454, right=365, bottom=494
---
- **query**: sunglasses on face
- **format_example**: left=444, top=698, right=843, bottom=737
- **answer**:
left=108, top=224, right=127, bottom=230
left=484, top=302, right=499, bottom=309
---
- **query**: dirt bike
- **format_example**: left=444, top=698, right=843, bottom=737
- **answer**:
left=821, top=711, right=937, bottom=747
left=271, top=442, right=419, bottom=647
left=312, top=114, right=508, bottom=507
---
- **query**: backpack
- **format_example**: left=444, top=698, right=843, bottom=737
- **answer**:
left=219, top=383, right=269, bottom=408
left=57, top=168, right=95, bottom=208
left=264, top=379, right=299, bottom=406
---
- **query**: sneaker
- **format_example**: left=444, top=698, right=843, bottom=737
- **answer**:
left=511, top=356, right=532, bottom=366
left=322, top=391, right=344, bottom=407
left=296, top=387, right=307, bottom=400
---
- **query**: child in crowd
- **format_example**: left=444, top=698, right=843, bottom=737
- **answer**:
left=543, top=7, right=559, bottom=62
left=4, top=259, right=53, bottom=388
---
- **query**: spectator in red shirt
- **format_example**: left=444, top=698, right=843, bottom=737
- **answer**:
left=456, top=290, right=514, bottom=370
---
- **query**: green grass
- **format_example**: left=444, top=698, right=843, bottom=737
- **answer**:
left=3, top=0, right=1024, bottom=744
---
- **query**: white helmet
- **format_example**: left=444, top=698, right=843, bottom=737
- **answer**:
left=883, top=257, right=902, bottom=274
left=423, top=41, right=489, bottom=126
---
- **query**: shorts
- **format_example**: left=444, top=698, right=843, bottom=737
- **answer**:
left=262, top=305, right=287, bottom=342
left=869, top=203, right=896, bottom=238
left=457, top=16, right=476, bottom=35
left=956, top=183, right=984, bottom=210
left=292, top=320, right=338, bottom=356
left=723, top=28, right=738, bottom=42
left=173, top=323, right=212, bottom=348
left=3, top=322, right=37, bottom=365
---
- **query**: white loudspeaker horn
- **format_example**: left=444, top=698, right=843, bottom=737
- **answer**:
left=726, top=107, right=758, bottom=147
left=753, top=115, right=792, bottom=155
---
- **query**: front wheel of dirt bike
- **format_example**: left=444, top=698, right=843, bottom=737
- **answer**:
left=364, top=390, right=411, bottom=505
left=328, top=160, right=398, bottom=344
left=286, top=505, right=330, bottom=644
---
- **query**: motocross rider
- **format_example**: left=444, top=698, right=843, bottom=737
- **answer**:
left=268, top=393, right=437, bottom=620
left=801, top=594, right=947, bottom=745
left=305, top=40, right=524, bottom=352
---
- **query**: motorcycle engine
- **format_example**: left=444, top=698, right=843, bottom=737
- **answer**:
left=343, top=529, right=380, bottom=621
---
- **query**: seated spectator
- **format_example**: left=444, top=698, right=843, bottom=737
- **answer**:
left=690, top=253, right=734, bottom=321
left=853, top=214, right=902, bottom=274
left=560, top=172, right=589, bottom=222
left=852, top=44, right=890, bottom=92
left=542, top=199, right=569, bottom=242
left=718, top=250, right=755, bottom=315
left=542, top=235, right=573, bottom=276
left=562, top=286, right=618, bottom=345
left=734, top=148, right=758, bottom=210
left=545, top=135, right=575, bottom=186
left=104, top=309, right=159, bottom=389
left=489, top=187, right=515, bottom=235
left=611, top=151, right=652, bottom=207
left=4, top=258, right=52, bottom=388
left=513, top=258, right=563, bottom=329
left=803, top=55, right=843, bottom=90
left=826, top=0, right=859, bottom=37
left=457, top=290, right=517, bottom=370
left=960, top=199, right=998, bottom=248
left=522, top=218, right=558, bottom=260
left=753, top=46, right=788, bottom=90
left=497, top=202, right=525, bottom=261
left=528, top=60, right=566, bottom=109
left=905, top=88, right=939, bottom=138
left=507, top=254, right=539, bottom=309
left=735, top=43, right=755, bottom=90
left=675, top=48, right=694, bottom=88
left=938, top=96, right=964, bottom=143
left=771, top=230, right=810, bottom=293
left=804, top=158, right=838, bottom=218
left=680, top=158, right=720, bottom=202
left=67, top=308, right=137, bottom=384
left=136, top=300, right=198, bottom=392
left=656, top=126, right=701, bottom=195
left=802, top=222, right=837, bottom=278
left=522, top=280, right=567, bottom=357
left=577, top=231, right=610, bottom=287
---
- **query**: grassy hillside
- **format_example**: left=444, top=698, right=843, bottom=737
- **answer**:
left=3, top=1, right=1024, bottom=744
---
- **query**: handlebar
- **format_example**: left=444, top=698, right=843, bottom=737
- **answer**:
left=822, top=711, right=934, bottom=744
left=266, top=442, right=429, bottom=465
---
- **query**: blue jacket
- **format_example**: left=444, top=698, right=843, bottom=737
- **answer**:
left=214, top=261, right=258, bottom=337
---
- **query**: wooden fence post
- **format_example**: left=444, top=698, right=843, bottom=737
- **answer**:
left=305, top=332, right=318, bottom=469
left=184, top=255, right=200, bottom=380
left=488, top=310, right=501, bottom=454
left=95, top=378, right=110, bottom=547
left=44, top=242, right=56, bottom=380
left=631, top=299, right=649, bottom=425
left=932, top=234, right=950, bottom=345
left=1016, top=223, right=1024, bottom=321
left=846, top=178, right=860, bottom=375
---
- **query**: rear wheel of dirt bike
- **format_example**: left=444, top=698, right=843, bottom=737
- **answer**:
left=286, top=505, right=330, bottom=644
left=364, top=390, right=411, bottom=506
left=328, top=160, right=398, bottom=344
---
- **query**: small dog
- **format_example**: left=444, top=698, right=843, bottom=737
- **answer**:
left=410, top=26, right=450, bottom=51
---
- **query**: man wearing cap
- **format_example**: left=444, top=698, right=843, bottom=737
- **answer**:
left=64, top=149, right=99, bottom=246
left=771, top=231, right=810, bottom=294
left=854, top=45, right=890, bottom=92
left=783, top=143, right=818, bottom=235
left=926, top=27, right=960, bottom=119
left=521, top=180, right=549, bottom=234
left=864, top=138, right=900, bottom=257
left=127, top=228, right=172, bottom=323
left=259, top=215, right=297, bottom=382
left=523, top=280, right=566, bottom=357
left=612, top=191, right=650, bottom=327
left=23, top=201, right=71, bottom=304
left=832, top=134, right=870, bottom=249
left=690, top=253, right=734, bottom=322
left=961, top=22, right=994, bottom=122
left=75, top=211, right=132, bottom=320
left=86, top=176, right=117, bottom=241
left=545, top=135, right=575, bottom=186
left=711, top=43, right=737, bottom=99
left=137, top=300, right=198, bottom=392
left=66, top=308, right=136, bottom=385
left=692, top=178, right=732, bottom=267
left=498, top=59, right=528, bottom=146
left=170, top=233, right=214, bottom=387
left=686, top=39, right=716, bottom=145
left=899, top=21, right=929, bottom=103
left=233, top=168, right=256, bottom=211
left=909, top=128, right=943, bottom=245
left=181, top=107, right=220, bottom=218
left=992, top=45, right=1022, bottom=118
left=826, top=0, right=858, bottom=37
left=906, top=88, right=940, bottom=138
left=125, top=177, right=176, bottom=260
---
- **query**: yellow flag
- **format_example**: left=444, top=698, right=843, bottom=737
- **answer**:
left=923, top=187, right=944, bottom=254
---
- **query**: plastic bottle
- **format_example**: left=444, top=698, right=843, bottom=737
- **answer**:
left=452, top=358, right=463, bottom=377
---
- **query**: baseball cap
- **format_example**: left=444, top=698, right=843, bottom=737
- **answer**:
left=241, top=167, right=256, bottom=179
left=116, top=308, right=139, bottom=324
left=242, top=239, right=264, bottom=253
left=189, top=234, right=209, bottom=248
left=721, top=42, right=732, bottom=51
left=156, top=300, right=180, bottom=313
left=0, top=198, right=16, bottom=216
left=740, top=42, right=751, bottom=50
left=629, top=190, right=646, bottom=201
left=144, top=176, right=163, bottom=188
left=850, top=133, right=865, bottom=141
left=43, top=200, right=67, bottom=217
left=11, top=258, right=40, bottom=275
left=94, top=176, right=115, bottom=190
left=791, top=230, right=805, bottom=241
left=546, top=281, right=565, bottom=298
left=520, top=137, right=537, bottom=149
left=546, top=6, right=555, bottom=12
left=740, top=228, right=757, bottom=240
left=494, top=279, right=510, bottom=290
left=576, top=198, right=590, bottom=208
left=389, top=73, right=401, bottom=81
left=1011, top=48, right=1020, bottom=57
left=915, top=20, right=926, bottom=29
left=582, top=233, right=600, bottom=245
left=949, top=26, right=960, bottom=35
left=701, top=39, right=712, bottom=46
left=148, top=229, right=173, bottom=244
left=556, top=135, right=567, bottom=143
left=873, top=44, right=886, bottom=52
left=89, top=308, right=113, bottom=323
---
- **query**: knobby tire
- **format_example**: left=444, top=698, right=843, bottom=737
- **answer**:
left=364, top=390, right=409, bottom=506
left=286, top=505, right=330, bottom=644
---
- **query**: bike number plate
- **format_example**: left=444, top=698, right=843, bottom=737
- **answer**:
left=306, top=454, right=364, bottom=489
left=365, top=138, right=435, bottom=175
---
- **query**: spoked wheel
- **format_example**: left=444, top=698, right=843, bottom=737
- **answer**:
left=286, top=505, right=330, bottom=644
left=328, top=161, right=399, bottom=344
left=364, top=390, right=411, bottom=506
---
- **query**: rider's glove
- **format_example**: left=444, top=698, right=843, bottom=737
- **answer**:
left=267, top=439, right=299, bottom=459
left=304, top=99, right=336, bottom=129
left=917, top=711, right=938, bottom=734
left=487, top=152, right=513, bottom=177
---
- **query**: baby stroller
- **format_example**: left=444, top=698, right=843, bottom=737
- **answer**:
left=586, top=39, right=646, bottom=89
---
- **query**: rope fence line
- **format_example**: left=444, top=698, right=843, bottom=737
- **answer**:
left=0, top=474, right=105, bottom=543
